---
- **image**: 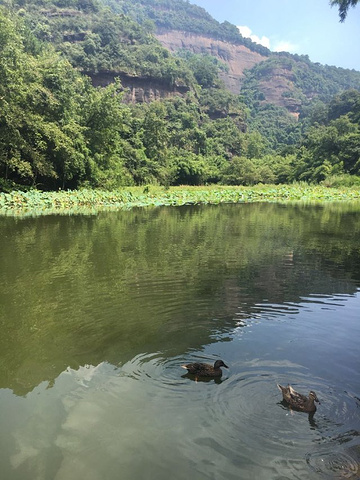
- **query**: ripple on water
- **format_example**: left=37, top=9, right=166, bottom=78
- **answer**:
left=191, top=361, right=360, bottom=459
left=306, top=445, right=360, bottom=478
left=206, top=368, right=312, bottom=456
left=105, top=352, right=360, bottom=480
left=119, top=352, right=204, bottom=398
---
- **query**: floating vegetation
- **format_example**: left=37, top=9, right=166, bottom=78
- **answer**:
left=1, top=184, right=360, bottom=217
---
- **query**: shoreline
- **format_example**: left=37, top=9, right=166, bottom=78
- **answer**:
left=1, top=184, right=360, bottom=217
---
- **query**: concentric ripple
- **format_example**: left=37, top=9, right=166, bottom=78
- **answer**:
left=196, top=362, right=360, bottom=461
left=212, top=372, right=305, bottom=454
left=306, top=448, right=360, bottom=478
left=118, top=352, right=197, bottom=396
left=99, top=352, right=360, bottom=480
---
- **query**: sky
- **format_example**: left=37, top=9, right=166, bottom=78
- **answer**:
left=189, top=0, right=360, bottom=71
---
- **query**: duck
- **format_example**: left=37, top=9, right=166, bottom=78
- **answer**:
left=277, top=384, right=320, bottom=413
left=181, top=360, right=229, bottom=378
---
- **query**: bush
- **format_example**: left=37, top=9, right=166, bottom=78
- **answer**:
left=321, top=174, right=360, bottom=188
left=0, top=178, right=32, bottom=193
left=220, top=156, right=259, bottom=185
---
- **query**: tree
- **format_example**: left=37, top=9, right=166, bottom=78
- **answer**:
left=169, top=150, right=208, bottom=185
left=176, top=51, right=223, bottom=88
left=220, top=156, right=259, bottom=185
left=328, top=89, right=360, bottom=122
left=82, top=79, right=144, bottom=188
left=330, top=0, right=359, bottom=21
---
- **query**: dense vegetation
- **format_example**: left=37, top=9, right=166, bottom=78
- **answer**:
left=102, top=0, right=271, bottom=56
left=1, top=185, right=360, bottom=216
left=0, top=0, right=359, bottom=192
left=2, top=0, right=195, bottom=85
left=240, top=53, right=360, bottom=149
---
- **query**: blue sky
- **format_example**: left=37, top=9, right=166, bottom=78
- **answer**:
left=189, top=0, right=360, bottom=71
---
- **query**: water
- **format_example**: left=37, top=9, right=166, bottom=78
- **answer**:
left=0, top=203, right=359, bottom=480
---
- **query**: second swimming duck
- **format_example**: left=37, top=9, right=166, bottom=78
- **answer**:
left=181, top=360, right=228, bottom=378
left=277, top=384, right=320, bottom=412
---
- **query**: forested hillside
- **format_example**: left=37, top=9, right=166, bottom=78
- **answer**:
left=0, top=0, right=359, bottom=191
left=101, top=0, right=271, bottom=56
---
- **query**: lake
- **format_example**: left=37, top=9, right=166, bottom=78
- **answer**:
left=0, top=203, right=359, bottom=480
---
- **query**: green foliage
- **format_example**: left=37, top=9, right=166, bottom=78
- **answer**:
left=328, top=89, right=360, bottom=122
left=202, top=118, right=245, bottom=159
left=219, top=154, right=294, bottom=186
left=322, top=173, right=360, bottom=187
left=294, top=90, right=360, bottom=181
left=81, top=80, right=135, bottom=188
left=4, top=0, right=195, bottom=86
left=0, top=7, right=246, bottom=190
left=102, top=0, right=271, bottom=57
left=168, top=150, right=209, bottom=185
left=2, top=184, right=360, bottom=216
left=330, top=0, right=359, bottom=21
left=199, top=88, right=246, bottom=123
left=241, top=55, right=360, bottom=152
left=0, top=9, right=91, bottom=189
left=220, top=156, right=258, bottom=185
left=0, top=1, right=359, bottom=192
left=176, top=51, right=228, bottom=88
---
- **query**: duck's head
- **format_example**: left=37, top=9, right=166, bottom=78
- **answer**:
left=309, top=391, right=320, bottom=403
left=214, top=360, right=228, bottom=369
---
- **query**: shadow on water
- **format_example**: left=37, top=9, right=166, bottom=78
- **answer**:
left=0, top=203, right=360, bottom=479
left=181, top=373, right=224, bottom=384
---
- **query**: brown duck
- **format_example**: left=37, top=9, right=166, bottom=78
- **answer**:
left=181, top=360, right=229, bottom=378
left=277, top=384, right=320, bottom=413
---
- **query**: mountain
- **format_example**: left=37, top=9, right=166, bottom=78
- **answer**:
left=114, top=0, right=360, bottom=150
left=0, top=0, right=359, bottom=191
left=155, top=30, right=266, bottom=95
left=4, top=0, right=360, bottom=114
left=100, top=0, right=360, bottom=112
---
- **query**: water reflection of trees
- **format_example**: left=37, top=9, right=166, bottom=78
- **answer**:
left=0, top=203, right=359, bottom=394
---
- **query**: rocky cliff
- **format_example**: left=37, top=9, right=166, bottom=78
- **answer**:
left=90, top=71, right=190, bottom=103
left=257, top=67, right=302, bottom=118
left=89, top=31, right=267, bottom=102
left=155, top=31, right=310, bottom=117
left=88, top=33, right=305, bottom=117
left=156, top=30, right=266, bottom=94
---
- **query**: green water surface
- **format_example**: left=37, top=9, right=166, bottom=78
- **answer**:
left=0, top=203, right=359, bottom=479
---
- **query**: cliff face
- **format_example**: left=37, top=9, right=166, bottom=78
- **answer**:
left=90, top=31, right=266, bottom=100
left=257, top=68, right=302, bottom=118
left=155, top=30, right=266, bottom=94
left=90, top=71, right=190, bottom=103
left=155, top=31, right=301, bottom=116
left=87, top=31, right=306, bottom=117
left=89, top=33, right=302, bottom=117
left=88, top=30, right=266, bottom=103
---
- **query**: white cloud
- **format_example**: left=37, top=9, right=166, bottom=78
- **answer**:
left=273, top=41, right=299, bottom=53
left=237, top=25, right=270, bottom=49
left=238, top=25, right=252, bottom=38
left=237, top=25, right=299, bottom=54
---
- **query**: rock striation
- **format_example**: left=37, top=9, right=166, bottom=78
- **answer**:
left=156, top=30, right=266, bottom=94
left=89, top=71, right=190, bottom=103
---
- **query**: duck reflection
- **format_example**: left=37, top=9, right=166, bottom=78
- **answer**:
left=181, top=372, right=224, bottom=384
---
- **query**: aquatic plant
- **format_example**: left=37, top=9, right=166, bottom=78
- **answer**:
left=1, top=184, right=360, bottom=217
